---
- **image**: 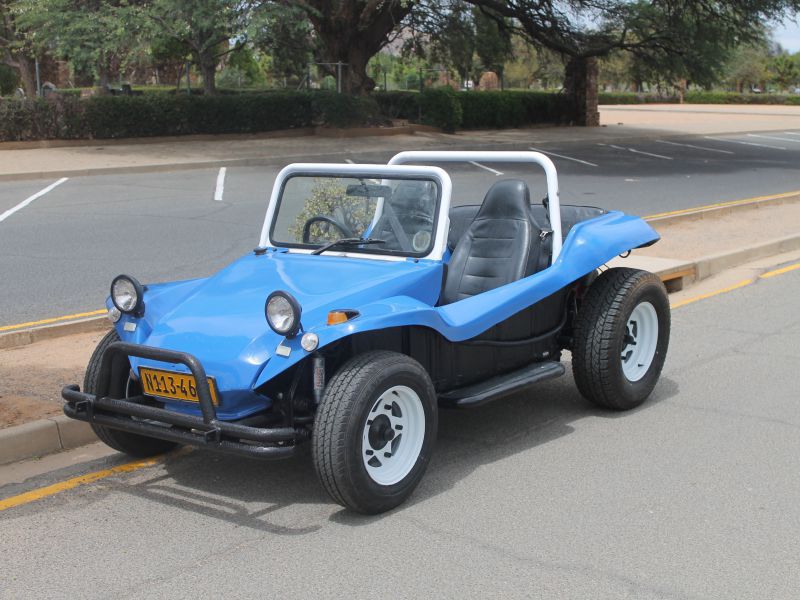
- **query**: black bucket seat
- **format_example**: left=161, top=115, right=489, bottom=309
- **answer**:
left=441, top=179, right=543, bottom=305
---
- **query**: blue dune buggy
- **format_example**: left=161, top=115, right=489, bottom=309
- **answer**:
left=63, top=151, right=669, bottom=513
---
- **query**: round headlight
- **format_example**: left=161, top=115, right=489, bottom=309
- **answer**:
left=110, top=274, right=144, bottom=315
left=265, top=291, right=302, bottom=337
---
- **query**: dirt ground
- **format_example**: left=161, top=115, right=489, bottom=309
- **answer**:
left=0, top=330, right=104, bottom=428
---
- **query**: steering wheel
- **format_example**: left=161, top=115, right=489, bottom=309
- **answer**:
left=302, top=216, right=354, bottom=243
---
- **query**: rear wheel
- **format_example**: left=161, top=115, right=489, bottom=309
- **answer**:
left=312, top=351, right=437, bottom=514
left=572, top=268, right=670, bottom=410
left=85, top=330, right=179, bottom=457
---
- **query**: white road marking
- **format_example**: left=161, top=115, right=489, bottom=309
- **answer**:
left=469, top=161, right=504, bottom=176
left=704, top=136, right=786, bottom=150
left=747, top=133, right=800, bottom=144
left=783, top=132, right=800, bottom=136
left=0, top=177, right=69, bottom=223
left=654, top=139, right=734, bottom=155
left=529, top=147, right=598, bottom=167
left=601, top=143, right=672, bottom=160
left=213, top=167, right=227, bottom=201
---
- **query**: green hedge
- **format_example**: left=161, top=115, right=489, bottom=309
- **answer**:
left=374, top=89, right=572, bottom=130
left=599, top=91, right=800, bottom=105
left=1, top=89, right=573, bottom=142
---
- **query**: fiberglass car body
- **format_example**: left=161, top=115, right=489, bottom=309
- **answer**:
left=63, top=150, right=670, bottom=513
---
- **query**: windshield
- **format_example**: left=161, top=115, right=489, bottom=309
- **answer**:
left=270, top=175, right=440, bottom=257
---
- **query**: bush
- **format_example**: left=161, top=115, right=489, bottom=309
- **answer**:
left=599, top=91, right=800, bottom=105
left=0, top=88, right=574, bottom=142
left=418, top=88, right=462, bottom=132
left=311, top=91, right=379, bottom=128
left=373, top=91, right=418, bottom=120
left=0, top=65, right=20, bottom=96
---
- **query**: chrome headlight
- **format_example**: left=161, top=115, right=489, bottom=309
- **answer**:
left=265, top=291, right=302, bottom=338
left=110, top=274, right=144, bottom=316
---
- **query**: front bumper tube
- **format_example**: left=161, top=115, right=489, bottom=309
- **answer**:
left=62, top=342, right=307, bottom=459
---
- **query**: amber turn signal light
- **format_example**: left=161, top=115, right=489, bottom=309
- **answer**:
left=327, top=309, right=359, bottom=326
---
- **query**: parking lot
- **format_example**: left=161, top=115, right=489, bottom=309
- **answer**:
left=1, top=124, right=800, bottom=327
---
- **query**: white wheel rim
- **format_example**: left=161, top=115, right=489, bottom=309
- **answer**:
left=620, top=301, right=659, bottom=382
left=361, top=385, right=425, bottom=486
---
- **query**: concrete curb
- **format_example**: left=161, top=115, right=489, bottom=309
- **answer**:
left=0, top=125, right=440, bottom=182
left=0, top=315, right=108, bottom=350
left=0, top=415, right=96, bottom=465
left=646, top=192, right=800, bottom=226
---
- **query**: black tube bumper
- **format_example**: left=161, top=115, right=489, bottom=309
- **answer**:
left=62, top=341, right=308, bottom=460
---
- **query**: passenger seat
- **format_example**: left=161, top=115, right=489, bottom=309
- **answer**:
left=441, top=179, right=543, bottom=304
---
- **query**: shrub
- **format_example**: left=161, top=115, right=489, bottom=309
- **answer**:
left=311, top=91, right=379, bottom=128
left=0, top=65, right=20, bottom=96
left=599, top=91, right=800, bottom=105
left=373, top=91, right=418, bottom=120
left=418, top=87, right=462, bottom=132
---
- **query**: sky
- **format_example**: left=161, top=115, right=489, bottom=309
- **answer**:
left=772, top=19, right=800, bottom=52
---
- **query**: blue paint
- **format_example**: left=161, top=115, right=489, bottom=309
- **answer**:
left=112, top=210, right=658, bottom=421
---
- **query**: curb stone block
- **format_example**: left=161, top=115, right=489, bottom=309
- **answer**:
left=0, top=419, right=61, bottom=465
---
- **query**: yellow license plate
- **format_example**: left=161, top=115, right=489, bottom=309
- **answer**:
left=139, top=367, right=219, bottom=405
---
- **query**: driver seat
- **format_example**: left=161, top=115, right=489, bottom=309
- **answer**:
left=441, top=179, right=541, bottom=305
left=370, top=180, right=437, bottom=251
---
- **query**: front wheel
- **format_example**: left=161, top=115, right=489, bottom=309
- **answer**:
left=312, top=351, right=438, bottom=514
left=85, top=330, right=179, bottom=458
left=572, top=268, right=670, bottom=410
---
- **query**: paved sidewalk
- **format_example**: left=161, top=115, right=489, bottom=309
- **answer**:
left=1, top=104, right=798, bottom=180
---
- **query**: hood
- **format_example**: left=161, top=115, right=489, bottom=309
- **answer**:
left=129, top=251, right=442, bottom=398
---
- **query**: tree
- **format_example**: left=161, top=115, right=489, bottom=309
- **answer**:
left=472, top=6, right=511, bottom=88
left=250, top=2, right=311, bottom=81
left=13, top=0, right=146, bottom=90
left=1, top=0, right=37, bottom=95
left=427, top=1, right=475, bottom=86
left=467, top=0, right=800, bottom=124
left=724, top=43, right=770, bottom=92
left=769, top=52, right=800, bottom=90
left=287, top=0, right=414, bottom=95
left=147, top=0, right=251, bottom=95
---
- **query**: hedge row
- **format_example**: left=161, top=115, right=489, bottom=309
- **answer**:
left=0, top=88, right=573, bottom=141
left=599, top=91, right=800, bottom=105
left=0, top=91, right=383, bottom=141
left=374, top=89, right=573, bottom=131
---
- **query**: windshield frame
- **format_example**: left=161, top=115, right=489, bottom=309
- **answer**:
left=260, top=163, right=452, bottom=261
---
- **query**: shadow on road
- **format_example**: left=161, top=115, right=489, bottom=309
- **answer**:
left=108, top=371, right=677, bottom=533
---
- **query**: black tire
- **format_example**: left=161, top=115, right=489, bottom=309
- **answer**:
left=312, top=351, right=437, bottom=514
left=572, top=268, right=670, bottom=410
left=84, top=330, right=178, bottom=458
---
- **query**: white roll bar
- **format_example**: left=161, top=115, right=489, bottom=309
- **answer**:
left=388, top=151, right=563, bottom=261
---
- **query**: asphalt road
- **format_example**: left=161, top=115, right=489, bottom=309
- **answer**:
left=1, top=264, right=798, bottom=599
left=1, top=128, right=800, bottom=326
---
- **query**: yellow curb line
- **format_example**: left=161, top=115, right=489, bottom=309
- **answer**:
left=671, top=260, right=800, bottom=309
left=670, top=279, right=754, bottom=309
left=644, top=189, right=800, bottom=220
left=0, top=455, right=165, bottom=512
left=0, top=309, right=106, bottom=333
left=760, top=262, right=800, bottom=279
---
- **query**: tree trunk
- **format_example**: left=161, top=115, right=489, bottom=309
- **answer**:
left=15, top=54, right=37, bottom=97
left=563, top=56, right=600, bottom=127
left=305, top=1, right=413, bottom=96
left=197, top=51, right=217, bottom=95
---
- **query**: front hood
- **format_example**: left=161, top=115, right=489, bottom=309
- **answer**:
left=128, top=251, right=441, bottom=400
